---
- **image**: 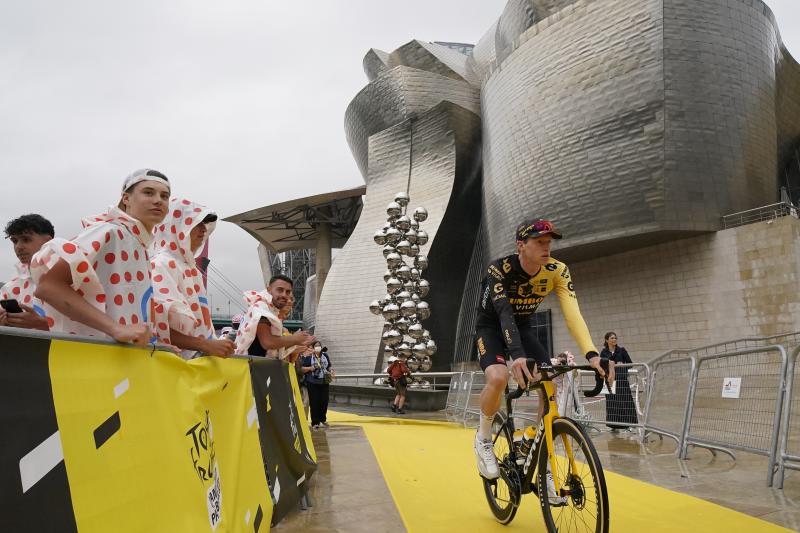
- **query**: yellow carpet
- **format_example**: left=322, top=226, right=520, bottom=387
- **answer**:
left=328, top=411, right=791, bottom=533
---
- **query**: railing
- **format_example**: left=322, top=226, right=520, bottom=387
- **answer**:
left=777, top=345, right=800, bottom=488
left=332, top=372, right=456, bottom=390
left=569, top=364, right=650, bottom=435
left=721, top=202, right=797, bottom=229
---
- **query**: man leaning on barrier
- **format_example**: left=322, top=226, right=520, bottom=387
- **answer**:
left=472, top=218, right=605, bottom=480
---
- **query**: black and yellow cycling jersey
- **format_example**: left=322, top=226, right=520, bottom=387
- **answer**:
left=476, top=253, right=598, bottom=359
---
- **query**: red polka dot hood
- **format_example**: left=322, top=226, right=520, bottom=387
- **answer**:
left=149, top=197, right=216, bottom=358
left=233, top=289, right=283, bottom=357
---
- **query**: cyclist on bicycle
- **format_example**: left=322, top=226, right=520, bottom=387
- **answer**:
left=473, top=218, right=605, bottom=480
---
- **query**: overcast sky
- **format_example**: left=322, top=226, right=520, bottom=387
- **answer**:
left=1, top=0, right=798, bottom=315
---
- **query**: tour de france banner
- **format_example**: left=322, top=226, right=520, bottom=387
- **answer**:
left=247, top=358, right=317, bottom=524
left=0, top=328, right=272, bottom=532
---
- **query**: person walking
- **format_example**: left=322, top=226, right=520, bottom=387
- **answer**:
left=387, top=356, right=411, bottom=414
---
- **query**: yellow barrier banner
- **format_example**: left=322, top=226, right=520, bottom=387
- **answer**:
left=0, top=330, right=272, bottom=532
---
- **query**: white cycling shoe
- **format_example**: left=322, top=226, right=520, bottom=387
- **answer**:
left=474, top=433, right=500, bottom=479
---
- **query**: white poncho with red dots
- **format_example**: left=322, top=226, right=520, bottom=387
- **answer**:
left=150, top=198, right=215, bottom=358
left=234, top=289, right=284, bottom=358
left=0, top=263, right=47, bottom=318
left=30, top=207, right=155, bottom=338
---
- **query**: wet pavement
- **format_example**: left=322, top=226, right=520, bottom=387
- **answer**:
left=274, top=404, right=800, bottom=531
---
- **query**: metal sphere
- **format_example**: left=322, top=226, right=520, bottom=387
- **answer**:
left=383, top=293, right=395, bottom=304
left=408, top=244, right=420, bottom=257
left=411, top=293, right=421, bottom=303
left=416, top=229, right=429, bottom=245
left=417, top=279, right=430, bottom=297
left=420, top=330, right=431, bottom=343
left=397, top=342, right=412, bottom=357
left=394, top=191, right=410, bottom=207
left=382, top=322, right=393, bottom=333
left=395, top=290, right=411, bottom=304
left=369, top=300, right=382, bottom=315
left=410, top=267, right=421, bottom=281
left=407, top=357, right=421, bottom=372
left=405, top=228, right=418, bottom=244
left=381, top=303, right=400, bottom=320
left=382, top=244, right=395, bottom=258
left=384, top=344, right=395, bottom=356
left=395, top=215, right=411, bottom=231
left=373, top=229, right=387, bottom=245
left=413, top=343, right=428, bottom=357
left=383, top=269, right=394, bottom=282
left=386, top=253, right=402, bottom=268
left=409, top=218, right=419, bottom=231
left=394, top=316, right=410, bottom=332
left=383, top=329, right=402, bottom=346
left=413, top=207, right=428, bottom=222
left=400, top=300, right=417, bottom=317
left=408, top=323, right=425, bottom=339
left=386, top=202, right=402, bottom=217
left=403, top=280, right=415, bottom=292
left=416, top=301, right=431, bottom=320
left=386, top=277, right=402, bottom=294
left=426, top=339, right=437, bottom=356
left=395, top=265, right=411, bottom=281
left=419, top=356, right=432, bottom=372
left=396, top=240, right=412, bottom=255
left=385, top=227, right=401, bottom=244
left=414, top=255, right=428, bottom=271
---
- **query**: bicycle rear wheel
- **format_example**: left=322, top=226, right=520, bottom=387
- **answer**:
left=536, top=417, right=609, bottom=533
left=482, top=413, right=521, bottom=525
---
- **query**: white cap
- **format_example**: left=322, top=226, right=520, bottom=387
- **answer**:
left=122, top=169, right=170, bottom=193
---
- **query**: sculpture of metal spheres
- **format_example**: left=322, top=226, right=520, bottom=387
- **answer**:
left=369, top=192, right=437, bottom=385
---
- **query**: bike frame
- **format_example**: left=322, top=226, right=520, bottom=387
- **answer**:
left=506, top=378, right=576, bottom=496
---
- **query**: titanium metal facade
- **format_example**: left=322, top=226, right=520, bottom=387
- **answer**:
left=316, top=0, right=800, bottom=373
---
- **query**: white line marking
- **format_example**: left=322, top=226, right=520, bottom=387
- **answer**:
left=19, top=431, right=64, bottom=493
left=247, top=403, right=258, bottom=429
left=114, top=378, right=130, bottom=398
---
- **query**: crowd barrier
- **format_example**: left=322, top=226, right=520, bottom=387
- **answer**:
left=444, top=334, right=800, bottom=489
left=0, top=327, right=316, bottom=532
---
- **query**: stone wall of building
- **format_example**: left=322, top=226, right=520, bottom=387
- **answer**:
left=538, top=215, right=800, bottom=362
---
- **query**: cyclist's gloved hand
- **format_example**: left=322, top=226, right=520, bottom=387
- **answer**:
left=585, top=351, right=606, bottom=378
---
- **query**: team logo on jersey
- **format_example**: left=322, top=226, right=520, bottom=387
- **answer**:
left=494, top=283, right=503, bottom=294
left=477, top=337, right=486, bottom=356
left=544, top=263, right=558, bottom=272
left=502, top=258, right=512, bottom=274
left=517, top=283, right=536, bottom=298
left=488, top=264, right=504, bottom=280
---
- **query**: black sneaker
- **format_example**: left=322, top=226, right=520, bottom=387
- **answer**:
left=391, top=404, right=397, bottom=412
left=397, top=409, right=405, bottom=414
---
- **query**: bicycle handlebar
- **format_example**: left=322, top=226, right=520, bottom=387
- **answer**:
left=506, top=358, right=610, bottom=401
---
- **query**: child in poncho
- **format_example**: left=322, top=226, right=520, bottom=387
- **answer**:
left=32, top=169, right=170, bottom=344
left=149, top=197, right=234, bottom=359
left=0, top=214, right=54, bottom=330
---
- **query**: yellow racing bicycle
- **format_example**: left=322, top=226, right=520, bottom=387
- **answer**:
left=482, top=359, right=610, bottom=532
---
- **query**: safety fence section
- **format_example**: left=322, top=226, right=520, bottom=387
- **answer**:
left=679, top=346, right=787, bottom=486
left=644, top=358, right=695, bottom=445
left=777, top=346, right=800, bottom=488
left=570, top=364, right=649, bottom=434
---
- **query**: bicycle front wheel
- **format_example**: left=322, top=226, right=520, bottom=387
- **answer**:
left=482, top=413, right=520, bottom=524
left=536, top=417, right=609, bottom=533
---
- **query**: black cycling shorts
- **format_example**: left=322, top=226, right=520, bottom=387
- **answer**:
left=475, top=326, right=550, bottom=371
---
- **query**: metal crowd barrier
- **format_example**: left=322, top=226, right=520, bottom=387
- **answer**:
left=569, top=364, right=650, bottom=436
left=644, top=358, right=695, bottom=446
left=679, top=346, right=787, bottom=486
left=777, top=346, right=800, bottom=488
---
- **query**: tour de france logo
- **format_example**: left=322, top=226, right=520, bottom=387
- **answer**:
left=186, top=411, right=223, bottom=530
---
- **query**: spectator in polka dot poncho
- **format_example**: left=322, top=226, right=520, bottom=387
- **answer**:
left=32, top=169, right=170, bottom=344
left=0, top=214, right=54, bottom=330
left=149, top=197, right=234, bottom=359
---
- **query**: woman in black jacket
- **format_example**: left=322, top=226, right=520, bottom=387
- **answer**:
left=600, top=332, right=638, bottom=430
